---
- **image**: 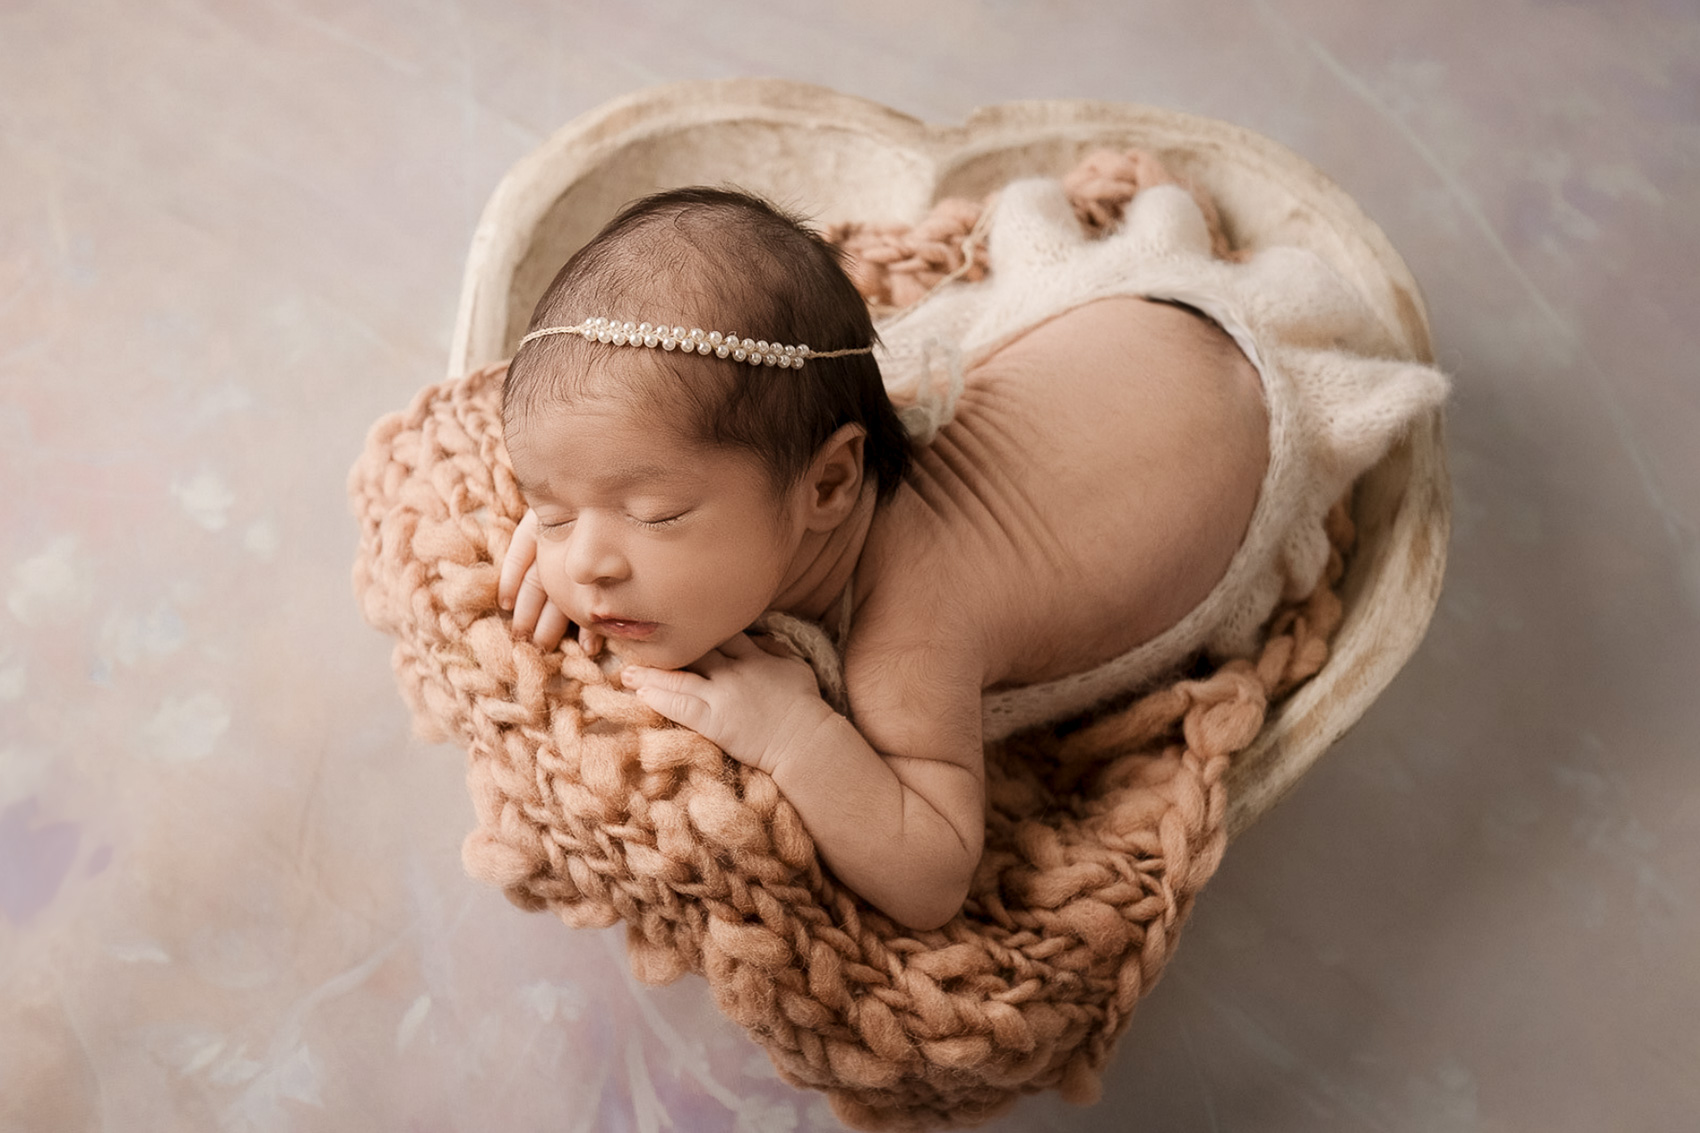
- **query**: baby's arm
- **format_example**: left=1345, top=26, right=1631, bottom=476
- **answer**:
left=622, top=636, right=984, bottom=931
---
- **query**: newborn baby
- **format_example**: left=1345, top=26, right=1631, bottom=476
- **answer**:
left=498, top=182, right=1447, bottom=929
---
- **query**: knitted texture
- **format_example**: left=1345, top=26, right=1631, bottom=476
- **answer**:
left=825, top=147, right=1232, bottom=314
left=349, top=153, right=1350, bottom=1130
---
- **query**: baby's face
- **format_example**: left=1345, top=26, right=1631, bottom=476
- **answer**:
left=508, top=396, right=805, bottom=670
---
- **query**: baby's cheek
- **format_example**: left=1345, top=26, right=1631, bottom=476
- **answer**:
left=534, top=551, right=575, bottom=609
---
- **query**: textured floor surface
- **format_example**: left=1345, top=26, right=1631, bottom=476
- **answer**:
left=2, top=2, right=1697, bottom=1130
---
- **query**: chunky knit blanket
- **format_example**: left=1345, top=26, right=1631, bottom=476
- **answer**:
left=349, top=151, right=1350, bottom=1130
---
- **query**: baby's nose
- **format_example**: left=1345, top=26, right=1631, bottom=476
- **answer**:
left=563, top=517, right=630, bottom=585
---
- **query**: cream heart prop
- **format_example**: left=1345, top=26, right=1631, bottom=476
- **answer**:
left=447, top=77, right=1449, bottom=837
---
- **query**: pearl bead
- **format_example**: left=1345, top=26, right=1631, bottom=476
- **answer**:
left=715, top=345, right=730, bottom=358
left=697, top=341, right=711, bottom=354
left=643, top=334, right=659, bottom=348
left=671, top=326, right=685, bottom=339
left=733, top=348, right=748, bottom=362
left=638, top=322, right=652, bottom=335
left=708, top=331, right=722, bottom=345
left=661, top=337, right=676, bottom=350
left=612, top=332, right=628, bottom=345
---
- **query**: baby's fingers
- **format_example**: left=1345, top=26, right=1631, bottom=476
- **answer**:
left=498, top=510, right=540, bottom=611
left=510, top=561, right=548, bottom=639
left=532, top=598, right=569, bottom=652
left=622, top=667, right=714, bottom=733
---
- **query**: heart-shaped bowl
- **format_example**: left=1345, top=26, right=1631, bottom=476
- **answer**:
left=448, top=77, right=1449, bottom=836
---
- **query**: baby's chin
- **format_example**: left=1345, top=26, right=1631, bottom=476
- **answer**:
left=600, top=634, right=711, bottom=673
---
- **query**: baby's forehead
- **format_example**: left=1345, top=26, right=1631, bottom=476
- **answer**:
left=509, top=380, right=689, bottom=459
left=509, top=423, right=701, bottom=504
left=506, top=382, right=763, bottom=495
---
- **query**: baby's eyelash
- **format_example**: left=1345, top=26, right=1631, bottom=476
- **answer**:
left=533, top=511, right=683, bottom=534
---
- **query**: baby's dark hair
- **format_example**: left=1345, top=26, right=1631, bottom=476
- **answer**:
left=503, top=187, right=912, bottom=502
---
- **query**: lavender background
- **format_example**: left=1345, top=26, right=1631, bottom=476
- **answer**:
left=2, top=1, right=1696, bottom=1129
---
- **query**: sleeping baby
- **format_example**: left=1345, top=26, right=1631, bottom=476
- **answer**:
left=496, top=179, right=1447, bottom=930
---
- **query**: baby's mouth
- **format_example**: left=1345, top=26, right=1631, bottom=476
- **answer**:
left=589, top=615, right=658, bottom=641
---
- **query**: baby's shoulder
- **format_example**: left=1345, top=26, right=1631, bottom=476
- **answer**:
left=841, top=573, right=987, bottom=765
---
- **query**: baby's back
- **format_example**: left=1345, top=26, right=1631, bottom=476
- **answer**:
left=853, top=295, right=1268, bottom=700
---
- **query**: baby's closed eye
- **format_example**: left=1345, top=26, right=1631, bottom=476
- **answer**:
left=633, top=510, right=687, bottom=529
left=533, top=507, right=688, bottom=535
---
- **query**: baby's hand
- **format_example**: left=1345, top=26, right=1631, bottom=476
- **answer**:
left=620, top=633, right=834, bottom=776
left=498, top=509, right=601, bottom=654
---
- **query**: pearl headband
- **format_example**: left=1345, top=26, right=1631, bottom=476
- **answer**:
left=519, top=317, right=873, bottom=369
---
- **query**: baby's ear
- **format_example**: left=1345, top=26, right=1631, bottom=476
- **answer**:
left=802, top=424, right=867, bottom=527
